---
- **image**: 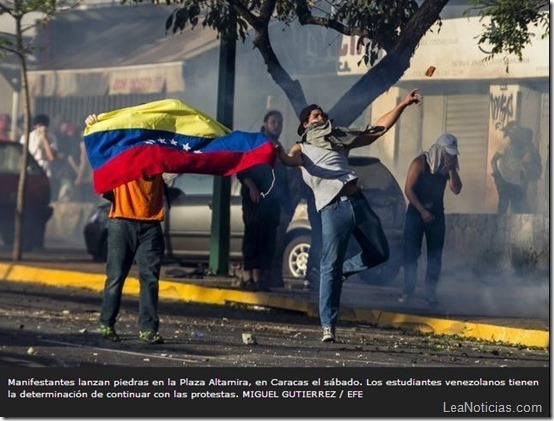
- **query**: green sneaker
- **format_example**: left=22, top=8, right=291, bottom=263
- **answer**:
left=139, top=331, right=164, bottom=344
left=100, top=325, right=121, bottom=342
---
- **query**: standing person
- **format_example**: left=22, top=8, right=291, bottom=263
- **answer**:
left=491, top=122, right=540, bottom=214
left=237, top=110, right=286, bottom=292
left=276, top=89, right=421, bottom=342
left=398, top=133, right=462, bottom=306
left=0, top=113, right=11, bottom=141
left=265, top=111, right=302, bottom=288
left=74, top=135, right=96, bottom=202
left=85, top=113, right=166, bottom=345
left=20, top=114, right=58, bottom=178
left=53, top=121, right=81, bottom=201
left=518, top=127, right=542, bottom=212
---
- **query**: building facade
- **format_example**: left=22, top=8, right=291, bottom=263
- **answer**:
left=0, top=5, right=548, bottom=215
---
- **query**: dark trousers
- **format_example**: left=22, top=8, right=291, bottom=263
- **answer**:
left=402, top=208, right=445, bottom=296
left=100, top=218, right=164, bottom=332
left=493, top=173, right=528, bottom=214
left=269, top=208, right=294, bottom=287
left=242, top=199, right=280, bottom=272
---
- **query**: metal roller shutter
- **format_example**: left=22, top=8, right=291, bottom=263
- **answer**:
left=537, top=93, right=549, bottom=213
left=444, top=94, right=489, bottom=213
left=34, top=93, right=166, bottom=131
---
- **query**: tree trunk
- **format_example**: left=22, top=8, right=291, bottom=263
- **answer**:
left=12, top=15, right=31, bottom=261
left=258, top=0, right=449, bottom=127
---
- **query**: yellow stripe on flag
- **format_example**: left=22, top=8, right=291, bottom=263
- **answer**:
left=83, top=99, right=231, bottom=138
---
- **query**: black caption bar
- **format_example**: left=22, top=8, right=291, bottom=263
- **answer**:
left=1, top=367, right=550, bottom=418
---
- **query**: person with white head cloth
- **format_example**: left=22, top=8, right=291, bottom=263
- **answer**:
left=398, top=133, right=462, bottom=306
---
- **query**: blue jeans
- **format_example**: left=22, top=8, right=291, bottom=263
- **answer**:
left=402, top=207, right=445, bottom=296
left=100, top=218, right=165, bottom=332
left=305, top=192, right=322, bottom=288
left=319, top=193, right=389, bottom=328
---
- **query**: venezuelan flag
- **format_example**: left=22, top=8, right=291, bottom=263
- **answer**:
left=84, top=99, right=275, bottom=194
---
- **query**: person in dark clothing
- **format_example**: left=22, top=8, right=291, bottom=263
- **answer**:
left=237, top=110, right=285, bottom=292
left=491, top=123, right=541, bottom=214
left=399, top=133, right=463, bottom=307
left=53, top=121, right=81, bottom=201
left=265, top=112, right=303, bottom=288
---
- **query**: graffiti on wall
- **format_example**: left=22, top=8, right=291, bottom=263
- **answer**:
left=490, top=92, right=514, bottom=130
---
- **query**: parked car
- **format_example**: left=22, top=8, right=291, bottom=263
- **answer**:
left=84, top=156, right=406, bottom=284
left=0, top=140, right=53, bottom=250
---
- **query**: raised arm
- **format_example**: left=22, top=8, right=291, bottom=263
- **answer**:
left=448, top=168, right=463, bottom=195
left=375, top=89, right=421, bottom=131
left=443, top=153, right=462, bottom=195
left=36, top=125, right=57, bottom=162
left=350, top=89, right=422, bottom=147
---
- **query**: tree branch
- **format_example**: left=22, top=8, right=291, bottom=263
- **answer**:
left=294, top=0, right=365, bottom=36
left=393, top=0, right=450, bottom=56
left=229, top=0, right=258, bottom=28
left=258, top=0, right=277, bottom=22
left=252, top=28, right=307, bottom=116
left=294, top=1, right=396, bottom=52
left=329, top=0, right=449, bottom=126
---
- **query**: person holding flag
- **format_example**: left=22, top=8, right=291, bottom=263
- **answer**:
left=85, top=113, right=166, bottom=344
left=83, top=99, right=276, bottom=344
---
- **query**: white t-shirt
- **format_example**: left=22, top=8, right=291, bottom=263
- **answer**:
left=299, top=142, right=358, bottom=212
left=20, top=129, right=58, bottom=177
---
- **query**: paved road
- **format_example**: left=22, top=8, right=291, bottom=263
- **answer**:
left=0, top=242, right=550, bottom=419
left=1, top=240, right=549, bottom=325
left=0, top=280, right=549, bottom=368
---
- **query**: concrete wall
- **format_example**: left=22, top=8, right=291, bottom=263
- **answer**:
left=443, top=213, right=549, bottom=280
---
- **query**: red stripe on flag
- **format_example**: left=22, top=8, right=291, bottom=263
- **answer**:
left=92, top=142, right=275, bottom=194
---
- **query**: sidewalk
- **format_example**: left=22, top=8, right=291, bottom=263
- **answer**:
left=0, top=241, right=549, bottom=348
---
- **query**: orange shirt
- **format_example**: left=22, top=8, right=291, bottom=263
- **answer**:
left=108, top=175, right=164, bottom=221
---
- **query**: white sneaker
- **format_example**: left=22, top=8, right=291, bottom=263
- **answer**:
left=321, top=326, right=336, bottom=342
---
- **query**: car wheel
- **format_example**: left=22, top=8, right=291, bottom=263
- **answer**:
left=283, top=235, right=311, bottom=279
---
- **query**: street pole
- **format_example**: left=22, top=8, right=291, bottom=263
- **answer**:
left=208, top=26, right=236, bottom=275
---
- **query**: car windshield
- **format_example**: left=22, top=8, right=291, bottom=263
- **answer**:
left=172, top=173, right=214, bottom=195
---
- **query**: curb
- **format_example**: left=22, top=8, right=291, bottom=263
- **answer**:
left=0, top=263, right=549, bottom=349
